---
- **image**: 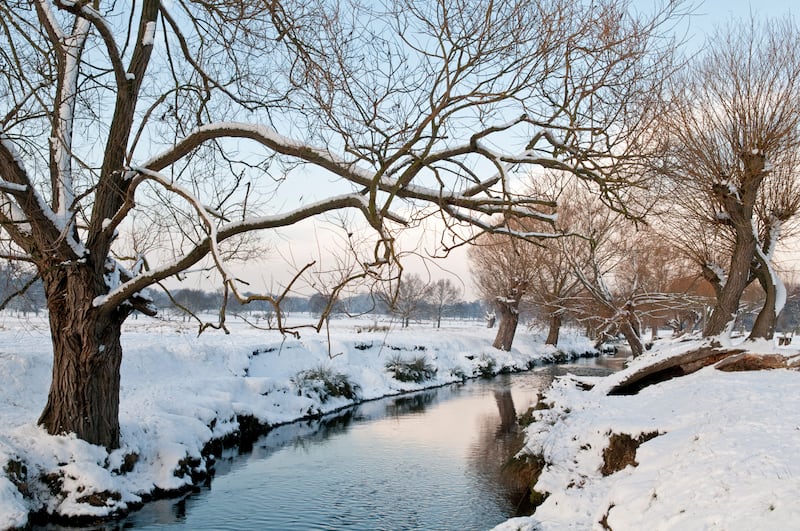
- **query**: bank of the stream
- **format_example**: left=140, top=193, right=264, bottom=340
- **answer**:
left=494, top=337, right=800, bottom=531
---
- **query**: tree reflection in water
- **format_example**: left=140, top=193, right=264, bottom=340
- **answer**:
left=470, top=387, right=546, bottom=516
left=383, top=389, right=439, bottom=417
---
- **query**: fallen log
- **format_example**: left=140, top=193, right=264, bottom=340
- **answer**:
left=714, top=353, right=789, bottom=372
left=607, top=346, right=744, bottom=395
left=607, top=346, right=800, bottom=395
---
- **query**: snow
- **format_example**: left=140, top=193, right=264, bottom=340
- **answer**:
left=142, top=21, right=156, bottom=46
left=0, top=181, right=27, bottom=194
left=1, top=313, right=797, bottom=530
left=0, top=313, right=593, bottom=527
left=494, top=336, right=800, bottom=531
left=775, top=274, right=787, bottom=316
left=705, top=261, right=727, bottom=288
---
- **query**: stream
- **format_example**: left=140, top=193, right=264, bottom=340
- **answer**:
left=36, top=356, right=624, bottom=531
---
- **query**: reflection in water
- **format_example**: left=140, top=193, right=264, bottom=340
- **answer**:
left=32, top=359, right=617, bottom=531
left=469, top=386, right=543, bottom=518
left=495, top=390, right=518, bottom=434
left=567, top=354, right=627, bottom=373
left=383, top=388, right=439, bottom=417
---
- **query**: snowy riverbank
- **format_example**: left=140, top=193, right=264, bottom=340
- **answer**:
left=5, top=312, right=796, bottom=531
left=0, top=313, right=594, bottom=529
left=494, top=336, right=800, bottom=531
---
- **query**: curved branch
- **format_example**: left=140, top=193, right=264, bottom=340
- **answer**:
left=141, top=122, right=558, bottom=225
left=93, top=191, right=374, bottom=315
left=0, top=131, right=69, bottom=256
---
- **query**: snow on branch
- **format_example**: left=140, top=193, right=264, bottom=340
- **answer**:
left=142, top=122, right=557, bottom=231
left=0, top=130, right=68, bottom=248
left=33, top=0, right=65, bottom=44
left=54, top=0, right=128, bottom=87
left=0, top=181, right=28, bottom=195
left=441, top=204, right=558, bottom=244
left=703, top=261, right=727, bottom=289
left=142, top=122, right=374, bottom=183
left=50, top=16, right=90, bottom=231
left=754, top=237, right=787, bottom=317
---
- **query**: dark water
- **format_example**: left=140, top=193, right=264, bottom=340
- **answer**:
left=39, top=357, right=622, bottom=531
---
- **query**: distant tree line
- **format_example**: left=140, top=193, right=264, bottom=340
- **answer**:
left=143, top=280, right=484, bottom=324
left=0, top=269, right=487, bottom=324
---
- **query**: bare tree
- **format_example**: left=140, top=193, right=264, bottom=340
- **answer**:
left=378, top=273, right=429, bottom=328
left=427, top=278, right=462, bottom=329
left=0, top=0, right=685, bottom=448
left=549, top=185, right=649, bottom=357
left=470, top=223, right=537, bottom=351
left=470, top=177, right=585, bottom=349
left=657, top=16, right=800, bottom=340
left=550, top=184, right=683, bottom=357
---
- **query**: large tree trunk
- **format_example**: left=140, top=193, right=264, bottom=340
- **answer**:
left=545, top=312, right=562, bottom=346
left=704, top=151, right=765, bottom=338
left=619, top=319, right=644, bottom=358
left=703, top=236, right=757, bottom=337
left=493, top=296, right=521, bottom=351
left=37, top=265, right=127, bottom=450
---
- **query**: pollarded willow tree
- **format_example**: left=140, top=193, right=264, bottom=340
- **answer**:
left=469, top=176, right=589, bottom=350
left=0, top=0, right=685, bottom=449
left=470, top=219, right=539, bottom=351
left=658, top=16, right=800, bottom=340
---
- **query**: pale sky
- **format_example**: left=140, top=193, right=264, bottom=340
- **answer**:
left=681, top=0, right=795, bottom=48
left=203, top=0, right=799, bottom=301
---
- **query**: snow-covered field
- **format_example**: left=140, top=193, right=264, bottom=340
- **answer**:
left=0, top=312, right=593, bottom=529
left=2, top=312, right=798, bottom=531
left=494, top=337, right=800, bottom=531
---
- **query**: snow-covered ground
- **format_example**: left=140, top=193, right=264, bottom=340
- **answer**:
left=0, top=312, right=593, bottom=529
left=3, top=312, right=798, bottom=531
left=494, top=337, right=800, bottom=531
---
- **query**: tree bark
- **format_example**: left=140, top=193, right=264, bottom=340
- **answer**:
left=623, top=302, right=645, bottom=357
left=545, top=312, right=562, bottom=346
left=619, top=319, right=644, bottom=358
left=704, top=151, right=765, bottom=337
left=703, top=236, right=756, bottom=337
left=37, top=265, right=127, bottom=450
left=493, top=297, right=521, bottom=351
left=749, top=255, right=779, bottom=340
